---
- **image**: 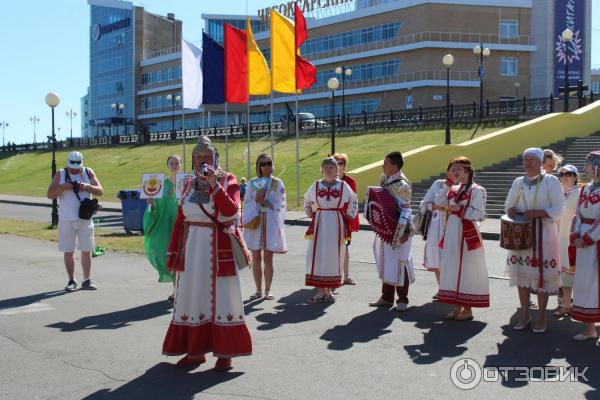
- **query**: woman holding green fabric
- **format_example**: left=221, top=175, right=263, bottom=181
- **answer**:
left=143, top=154, right=182, bottom=300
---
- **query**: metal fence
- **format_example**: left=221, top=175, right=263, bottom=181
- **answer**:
left=2, top=94, right=596, bottom=154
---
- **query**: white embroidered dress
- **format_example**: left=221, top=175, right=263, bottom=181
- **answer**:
left=438, top=183, right=489, bottom=307
left=419, top=179, right=451, bottom=271
left=242, top=177, right=287, bottom=253
left=372, top=173, right=415, bottom=286
left=162, top=176, right=252, bottom=358
left=571, top=183, right=600, bottom=323
left=304, top=179, right=358, bottom=288
left=558, top=186, right=580, bottom=273
left=504, top=174, right=565, bottom=293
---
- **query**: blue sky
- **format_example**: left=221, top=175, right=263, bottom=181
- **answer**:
left=0, top=0, right=598, bottom=145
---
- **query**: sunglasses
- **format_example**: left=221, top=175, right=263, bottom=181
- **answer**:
left=259, top=161, right=273, bottom=167
left=69, top=160, right=82, bottom=165
left=558, top=172, right=575, bottom=177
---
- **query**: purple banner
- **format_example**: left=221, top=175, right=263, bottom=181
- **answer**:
left=554, top=0, right=585, bottom=96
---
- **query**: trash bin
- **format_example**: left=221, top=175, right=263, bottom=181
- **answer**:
left=117, top=190, right=147, bottom=234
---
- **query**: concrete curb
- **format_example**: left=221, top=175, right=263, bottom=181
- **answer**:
left=0, top=198, right=500, bottom=241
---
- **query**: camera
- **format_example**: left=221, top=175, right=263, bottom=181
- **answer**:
left=72, top=181, right=80, bottom=194
left=200, top=163, right=208, bottom=176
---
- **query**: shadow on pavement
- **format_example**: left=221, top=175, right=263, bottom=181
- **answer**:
left=320, top=307, right=397, bottom=350
left=243, top=297, right=266, bottom=315
left=401, top=302, right=487, bottom=364
left=46, top=300, right=172, bottom=331
left=82, top=362, right=243, bottom=400
left=0, top=290, right=68, bottom=310
left=484, top=310, right=600, bottom=398
left=254, top=288, right=333, bottom=331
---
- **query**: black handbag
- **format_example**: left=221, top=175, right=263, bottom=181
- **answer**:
left=65, top=168, right=102, bottom=220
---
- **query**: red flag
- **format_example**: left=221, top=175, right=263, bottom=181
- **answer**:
left=224, top=24, right=248, bottom=103
left=294, top=3, right=316, bottom=90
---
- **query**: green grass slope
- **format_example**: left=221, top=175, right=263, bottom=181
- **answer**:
left=0, top=126, right=502, bottom=208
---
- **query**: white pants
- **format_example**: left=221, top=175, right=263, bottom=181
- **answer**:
left=58, top=219, right=95, bottom=252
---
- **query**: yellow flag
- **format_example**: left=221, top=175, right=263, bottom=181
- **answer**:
left=247, top=18, right=271, bottom=95
left=270, top=9, right=296, bottom=93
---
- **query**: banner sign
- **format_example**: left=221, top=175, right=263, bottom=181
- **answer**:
left=554, top=0, right=585, bottom=95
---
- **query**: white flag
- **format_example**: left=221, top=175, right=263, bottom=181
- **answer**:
left=181, top=39, right=202, bottom=109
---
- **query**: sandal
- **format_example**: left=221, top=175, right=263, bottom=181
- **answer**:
left=454, top=310, right=474, bottom=321
left=553, top=307, right=571, bottom=317
left=264, top=292, right=275, bottom=300
left=445, top=307, right=462, bottom=320
left=323, top=293, right=336, bottom=302
left=308, top=294, right=327, bottom=304
left=249, top=291, right=263, bottom=301
left=343, top=277, right=357, bottom=286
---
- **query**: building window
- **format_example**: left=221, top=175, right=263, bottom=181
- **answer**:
left=592, top=82, right=600, bottom=94
left=500, top=20, right=518, bottom=39
left=500, top=57, right=518, bottom=76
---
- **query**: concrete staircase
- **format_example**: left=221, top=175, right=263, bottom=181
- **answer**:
left=411, top=131, right=600, bottom=218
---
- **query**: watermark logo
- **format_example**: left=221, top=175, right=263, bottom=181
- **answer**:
left=450, top=358, right=482, bottom=390
left=450, top=358, right=589, bottom=389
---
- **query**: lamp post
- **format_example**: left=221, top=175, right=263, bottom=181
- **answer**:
left=561, top=28, right=573, bottom=112
left=473, top=44, right=491, bottom=119
left=65, top=109, right=77, bottom=140
left=327, top=77, right=340, bottom=155
left=166, top=93, right=181, bottom=140
left=335, top=65, right=352, bottom=125
left=30, top=116, right=40, bottom=145
left=45, top=92, right=60, bottom=228
left=514, top=82, right=520, bottom=99
left=111, top=102, right=124, bottom=135
left=1, top=121, right=9, bottom=148
left=442, top=54, right=454, bottom=145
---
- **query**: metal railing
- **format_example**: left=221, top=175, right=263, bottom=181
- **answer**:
left=3, top=94, right=596, bottom=154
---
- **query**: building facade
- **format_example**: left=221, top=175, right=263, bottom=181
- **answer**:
left=85, top=0, right=593, bottom=135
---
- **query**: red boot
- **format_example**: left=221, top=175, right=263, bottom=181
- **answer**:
left=214, top=357, right=232, bottom=371
left=176, top=354, right=206, bottom=367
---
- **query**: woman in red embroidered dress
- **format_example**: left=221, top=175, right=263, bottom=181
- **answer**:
left=570, top=151, right=600, bottom=342
left=303, top=157, right=358, bottom=303
left=162, top=136, right=252, bottom=371
left=438, top=156, right=489, bottom=321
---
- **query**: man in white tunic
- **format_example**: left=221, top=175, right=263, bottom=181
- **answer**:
left=368, top=151, right=415, bottom=311
left=505, top=147, right=565, bottom=333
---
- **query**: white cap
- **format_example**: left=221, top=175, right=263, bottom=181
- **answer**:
left=559, top=164, right=578, bottom=175
left=66, top=151, right=83, bottom=169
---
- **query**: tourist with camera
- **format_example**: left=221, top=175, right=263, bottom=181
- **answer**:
left=47, top=151, right=104, bottom=291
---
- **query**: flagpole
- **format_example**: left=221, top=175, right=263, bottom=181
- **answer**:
left=270, top=92, right=274, bottom=162
left=247, top=100, right=251, bottom=180
left=181, top=108, right=186, bottom=172
left=295, top=93, right=300, bottom=207
left=225, top=102, right=229, bottom=171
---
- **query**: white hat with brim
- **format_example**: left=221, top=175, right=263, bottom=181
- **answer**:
left=66, top=151, right=84, bottom=169
left=559, top=164, right=578, bottom=175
